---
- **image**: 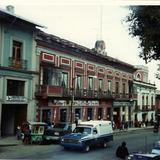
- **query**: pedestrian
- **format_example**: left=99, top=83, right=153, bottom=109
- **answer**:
left=75, top=117, right=78, bottom=126
left=16, top=125, right=21, bottom=140
left=112, top=121, right=116, bottom=130
left=153, top=121, right=159, bottom=133
left=116, top=141, right=129, bottom=160
left=124, top=122, right=128, bottom=131
left=119, top=121, right=124, bottom=131
left=145, top=119, right=148, bottom=127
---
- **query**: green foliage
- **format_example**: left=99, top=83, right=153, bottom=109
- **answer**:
left=126, top=6, right=160, bottom=63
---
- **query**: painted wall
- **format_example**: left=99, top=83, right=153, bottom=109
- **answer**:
left=2, top=24, right=33, bottom=70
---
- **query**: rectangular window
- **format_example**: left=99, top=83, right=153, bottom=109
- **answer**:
left=108, top=80, right=112, bottom=92
left=43, top=67, right=61, bottom=86
left=88, top=77, right=93, bottom=90
left=61, top=72, right=68, bottom=88
left=115, top=81, right=119, bottom=94
left=76, top=75, right=82, bottom=89
left=7, top=79, right=25, bottom=96
left=98, top=79, right=103, bottom=91
left=122, top=83, right=126, bottom=94
left=12, top=40, right=22, bottom=61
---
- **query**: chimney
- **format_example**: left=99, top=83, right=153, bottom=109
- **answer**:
left=6, top=5, right=15, bottom=14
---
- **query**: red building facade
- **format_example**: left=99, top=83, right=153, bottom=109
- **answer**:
left=35, top=31, right=136, bottom=128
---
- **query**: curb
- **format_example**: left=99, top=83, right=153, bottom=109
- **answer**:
left=113, top=127, right=153, bottom=136
left=0, top=144, right=19, bottom=147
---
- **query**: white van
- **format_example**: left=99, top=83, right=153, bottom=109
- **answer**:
left=61, top=120, right=113, bottom=152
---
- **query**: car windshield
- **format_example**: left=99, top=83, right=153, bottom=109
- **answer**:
left=73, top=127, right=91, bottom=134
left=154, top=142, right=160, bottom=149
left=53, top=123, right=66, bottom=129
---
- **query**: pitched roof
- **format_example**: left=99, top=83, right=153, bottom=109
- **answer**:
left=0, top=7, right=46, bottom=28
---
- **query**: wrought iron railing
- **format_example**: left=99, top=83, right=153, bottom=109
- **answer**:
left=8, top=57, right=27, bottom=70
left=35, top=85, right=134, bottom=100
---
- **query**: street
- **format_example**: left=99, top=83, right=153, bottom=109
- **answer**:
left=0, top=128, right=159, bottom=160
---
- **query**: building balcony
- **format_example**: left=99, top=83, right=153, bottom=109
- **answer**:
left=35, top=85, right=114, bottom=99
left=151, top=105, right=156, bottom=111
left=129, top=93, right=137, bottom=99
left=134, top=105, right=140, bottom=112
left=8, top=57, right=27, bottom=70
left=134, top=105, right=155, bottom=112
left=72, top=89, right=113, bottom=99
left=142, top=105, right=151, bottom=111
left=35, top=85, right=63, bottom=98
left=112, top=92, right=130, bottom=100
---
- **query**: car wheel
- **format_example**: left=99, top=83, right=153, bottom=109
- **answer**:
left=83, top=145, right=90, bottom=152
left=103, top=141, right=107, bottom=148
left=64, top=147, right=70, bottom=150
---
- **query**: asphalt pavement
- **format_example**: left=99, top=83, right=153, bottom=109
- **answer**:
left=0, top=126, right=153, bottom=147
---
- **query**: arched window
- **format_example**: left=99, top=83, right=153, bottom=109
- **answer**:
left=151, top=96, right=154, bottom=106
left=136, top=73, right=141, bottom=81
left=146, top=96, right=148, bottom=106
left=142, top=95, right=144, bottom=106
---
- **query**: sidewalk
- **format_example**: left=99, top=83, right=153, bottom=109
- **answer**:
left=0, top=136, right=22, bottom=147
left=113, top=126, right=153, bottom=135
left=0, top=126, right=153, bottom=147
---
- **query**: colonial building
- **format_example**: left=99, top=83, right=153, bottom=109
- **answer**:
left=132, top=65, right=156, bottom=126
left=0, top=6, right=43, bottom=136
left=35, top=30, right=136, bottom=128
left=155, top=90, right=160, bottom=124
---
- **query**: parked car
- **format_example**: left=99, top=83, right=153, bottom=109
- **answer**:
left=151, top=141, right=160, bottom=155
left=128, top=153, right=160, bottom=160
left=43, top=122, right=76, bottom=143
left=61, top=120, right=113, bottom=152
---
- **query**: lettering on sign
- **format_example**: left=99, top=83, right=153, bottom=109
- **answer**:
left=6, top=96, right=27, bottom=102
left=113, top=101, right=132, bottom=106
left=73, top=100, right=99, bottom=106
left=49, top=100, right=67, bottom=106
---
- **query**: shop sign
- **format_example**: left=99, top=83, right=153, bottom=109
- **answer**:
left=50, top=100, right=67, bottom=106
left=113, top=101, right=132, bottom=106
left=6, top=96, right=27, bottom=102
left=74, top=100, right=99, bottom=106
left=113, top=111, right=117, bottom=115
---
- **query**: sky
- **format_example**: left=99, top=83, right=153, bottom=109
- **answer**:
left=0, top=0, right=160, bottom=89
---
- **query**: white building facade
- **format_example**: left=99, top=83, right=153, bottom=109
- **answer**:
left=132, top=65, right=156, bottom=126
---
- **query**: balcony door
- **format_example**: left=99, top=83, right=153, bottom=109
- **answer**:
left=98, top=79, right=103, bottom=91
left=12, top=40, right=22, bottom=68
left=88, top=77, right=93, bottom=90
left=43, top=67, right=61, bottom=86
left=61, top=72, right=68, bottom=88
left=75, top=75, right=82, bottom=90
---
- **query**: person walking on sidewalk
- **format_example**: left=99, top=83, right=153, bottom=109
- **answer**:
left=16, top=125, right=21, bottom=140
left=116, top=141, right=129, bottom=160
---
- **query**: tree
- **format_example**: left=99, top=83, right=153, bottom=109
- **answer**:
left=125, top=6, right=160, bottom=63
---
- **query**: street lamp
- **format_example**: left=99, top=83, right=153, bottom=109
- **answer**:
left=70, top=75, right=97, bottom=124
